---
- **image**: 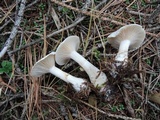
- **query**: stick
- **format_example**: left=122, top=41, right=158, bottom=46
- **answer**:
left=0, top=0, right=26, bottom=59
left=77, top=99, right=141, bottom=120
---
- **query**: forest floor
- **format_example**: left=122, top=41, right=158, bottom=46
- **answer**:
left=0, top=0, right=160, bottom=120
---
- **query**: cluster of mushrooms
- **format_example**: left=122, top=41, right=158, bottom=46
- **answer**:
left=30, top=24, right=146, bottom=96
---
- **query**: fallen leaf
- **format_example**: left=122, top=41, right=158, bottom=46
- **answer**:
left=88, top=94, right=97, bottom=106
left=149, top=93, right=160, bottom=105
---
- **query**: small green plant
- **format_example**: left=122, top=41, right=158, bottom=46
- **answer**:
left=131, top=4, right=138, bottom=9
left=33, top=21, right=44, bottom=34
left=130, top=16, right=136, bottom=23
left=60, top=7, right=73, bottom=18
left=111, top=106, right=117, bottom=112
left=125, top=0, right=130, bottom=4
left=141, top=0, right=146, bottom=7
left=146, top=58, right=151, bottom=65
left=118, top=104, right=125, bottom=111
left=109, top=23, right=114, bottom=29
left=33, top=21, right=39, bottom=27
left=38, top=3, right=46, bottom=19
left=61, top=7, right=70, bottom=14
left=111, top=104, right=125, bottom=112
left=38, top=3, right=46, bottom=11
left=93, top=49, right=101, bottom=61
left=130, top=100, right=135, bottom=106
left=0, top=60, right=12, bottom=75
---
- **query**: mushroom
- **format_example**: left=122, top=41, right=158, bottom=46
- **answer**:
left=30, top=52, right=89, bottom=92
left=107, top=24, right=146, bottom=66
left=55, top=36, right=107, bottom=88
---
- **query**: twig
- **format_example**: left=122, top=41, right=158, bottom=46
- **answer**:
left=77, top=99, right=141, bottom=120
left=0, top=0, right=39, bottom=32
left=8, top=0, right=158, bottom=56
left=147, top=4, right=160, bottom=23
left=133, top=89, right=160, bottom=111
left=51, top=0, right=159, bottom=37
left=0, top=76, right=16, bottom=93
left=20, top=103, right=27, bottom=120
left=8, top=16, right=85, bottom=55
left=0, top=93, right=24, bottom=108
left=126, top=10, right=151, bottom=17
left=122, top=86, right=135, bottom=117
left=146, top=26, right=160, bottom=32
left=47, top=17, right=85, bottom=38
left=8, top=0, right=94, bottom=55
left=0, top=20, right=12, bottom=31
left=51, top=0, right=125, bottom=26
left=0, top=0, right=26, bottom=59
left=157, top=40, right=160, bottom=60
left=0, top=3, right=16, bottom=24
left=26, top=0, right=39, bottom=8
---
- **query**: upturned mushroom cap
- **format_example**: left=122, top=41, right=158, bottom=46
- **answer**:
left=55, top=36, right=80, bottom=65
left=107, top=24, right=145, bottom=50
left=30, top=52, right=89, bottom=92
left=30, top=52, right=55, bottom=77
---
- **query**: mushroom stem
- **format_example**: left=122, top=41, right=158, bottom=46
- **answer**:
left=49, top=66, right=70, bottom=83
left=55, top=35, right=107, bottom=88
left=30, top=52, right=88, bottom=92
left=49, top=66, right=87, bottom=91
left=70, top=51, right=106, bottom=87
left=115, top=40, right=130, bottom=62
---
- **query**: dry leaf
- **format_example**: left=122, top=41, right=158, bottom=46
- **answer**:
left=68, top=109, right=74, bottom=120
left=88, top=95, right=97, bottom=106
left=149, top=93, right=160, bottom=105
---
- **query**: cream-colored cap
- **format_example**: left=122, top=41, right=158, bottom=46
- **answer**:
left=107, top=24, right=145, bottom=50
left=55, top=36, right=80, bottom=65
left=30, top=52, right=56, bottom=77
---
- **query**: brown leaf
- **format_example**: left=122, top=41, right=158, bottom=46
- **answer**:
left=68, top=109, right=74, bottom=120
left=149, top=93, right=160, bottom=105
left=88, top=95, right=97, bottom=107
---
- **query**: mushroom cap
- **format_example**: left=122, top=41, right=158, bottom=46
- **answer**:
left=55, top=36, right=80, bottom=65
left=107, top=24, right=146, bottom=50
left=30, top=52, right=56, bottom=77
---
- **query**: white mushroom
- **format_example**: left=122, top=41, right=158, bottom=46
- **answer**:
left=55, top=36, right=107, bottom=88
left=107, top=24, right=146, bottom=66
left=30, top=52, right=88, bottom=92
